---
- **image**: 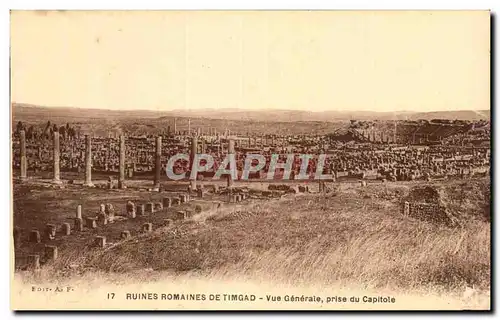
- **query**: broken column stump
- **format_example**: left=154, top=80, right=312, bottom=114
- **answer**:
left=74, top=218, right=84, bottom=232
left=76, top=204, right=82, bottom=219
left=403, top=201, right=410, bottom=216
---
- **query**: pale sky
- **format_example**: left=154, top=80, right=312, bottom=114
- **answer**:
left=10, top=10, right=490, bottom=112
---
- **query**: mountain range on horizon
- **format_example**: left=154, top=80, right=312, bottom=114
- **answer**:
left=11, top=102, right=490, bottom=123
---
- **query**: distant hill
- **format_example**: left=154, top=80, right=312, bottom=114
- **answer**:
left=12, top=103, right=490, bottom=123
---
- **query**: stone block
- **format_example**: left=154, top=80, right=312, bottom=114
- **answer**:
left=179, top=194, right=187, bottom=203
left=45, top=245, right=58, bottom=261
left=95, top=236, right=106, bottom=248
left=197, top=188, right=204, bottom=198
left=86, top=217, right=97, bottom=229
left=97, top=212, right=108, bottom=225
left=29, top=230, right=41, bottom=243
left=154, top=202, right=163, bottom=211
left=137, top=204, right=145, bottom=216
left=162, top=197, right=172, bottom=208
left=121, top=230, right=131, bottom=239
left=195, top=205, right=202, bottom=214
left=142, top=223, right=153, bottom=232
left=176, top=211, right=187, bottom=220
left=45, top=224, right=56, bottom=240
left=146, top=202, right=154, bottom=214
left=62, top=223, right=71, bottom=236
left=105, top=203, right=115, bottom=218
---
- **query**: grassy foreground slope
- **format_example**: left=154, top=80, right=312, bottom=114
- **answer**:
left=34, top=179, right=490, bottom=294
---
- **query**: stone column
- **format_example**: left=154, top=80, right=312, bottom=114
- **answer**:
left=84, top=135, right=93, bottom=187
left=154, top=136, right=162, bottom=188
left=76, top=204, right=82, bottom=219
left=53, top=131, right=61, bottom=183
left=118, top=135, right=126, bottom=189
left=20, top=130, right=27, bottom=180
left=227, top=139, right=235, bottom=189
left=188, top=119, right=191, bottom=135
left=173, top=118, right=177, bottom=134
left=403, top=201, right=410, bottom=216
left=190, top=136, right=198, bottom=190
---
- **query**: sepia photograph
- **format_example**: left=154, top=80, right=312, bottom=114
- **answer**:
left=9, top=10, right=491, bottom=311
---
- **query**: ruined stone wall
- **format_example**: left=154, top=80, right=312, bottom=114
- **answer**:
left=402, top=201, right=450, bottom=224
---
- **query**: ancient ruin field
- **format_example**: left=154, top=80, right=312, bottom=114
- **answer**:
left=12, top=177, right=490, bottom=309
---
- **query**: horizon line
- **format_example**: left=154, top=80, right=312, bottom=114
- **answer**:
left=11, top=102, right=491, bottom=115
